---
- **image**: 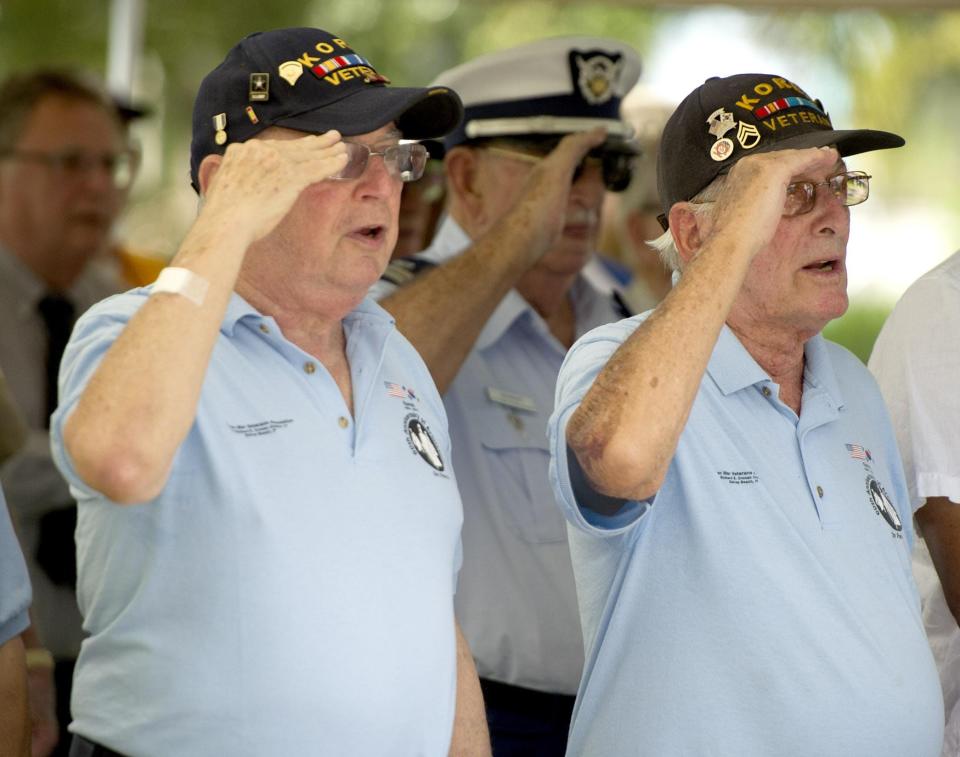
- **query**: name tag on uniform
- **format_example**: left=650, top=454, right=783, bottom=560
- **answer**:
left=486, top=386, right=538, bottom=414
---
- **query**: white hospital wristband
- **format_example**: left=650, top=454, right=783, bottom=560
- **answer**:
left=152, top=267, right=209, bottom=307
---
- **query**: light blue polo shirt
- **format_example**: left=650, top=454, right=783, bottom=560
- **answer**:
left=549, top=315, right=944, bottom=757
left=51, top=290, right=464, bottom=757
left=373, top=217, right=626, bottom=695
left=0, top=486, right=31, bottom=645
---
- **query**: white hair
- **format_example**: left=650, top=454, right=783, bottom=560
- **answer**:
left=647, top=175, right=728, bottom=272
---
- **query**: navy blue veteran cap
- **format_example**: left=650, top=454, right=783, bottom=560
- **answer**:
left=432, top=36, right=641, bottom=152
left=657, top=73, right=904, bottom=225
left=189, top=27, right=463, bottom=190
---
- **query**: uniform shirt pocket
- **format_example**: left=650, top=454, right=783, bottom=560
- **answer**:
left=476, top=406, right=567, bottom=544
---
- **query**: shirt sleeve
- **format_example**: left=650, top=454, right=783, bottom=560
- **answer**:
left=48, top=293, right=143, bottom=501
left=869, top=268, right=960, bottom=507
left=548, top=318, right=652, bottom=537
left=0, top=487, right=31, bottom=644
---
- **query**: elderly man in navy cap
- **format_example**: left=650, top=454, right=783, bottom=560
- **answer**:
left=548, top=73, right=943, bottom=755
left=372, top=36, right=641, bottom=756
left=47, top=27, right=491, bottom=756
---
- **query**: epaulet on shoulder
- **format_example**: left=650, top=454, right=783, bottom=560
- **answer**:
left=380, top=257, right=437, bottom=287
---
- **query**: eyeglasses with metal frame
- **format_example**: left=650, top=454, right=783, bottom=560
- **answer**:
left=783, top=170, right=871, bottom=216
left=331, top=141, right=429, bottom=183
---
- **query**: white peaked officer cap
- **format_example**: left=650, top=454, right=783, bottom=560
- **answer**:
left=432, top=35, right=642, bottom=152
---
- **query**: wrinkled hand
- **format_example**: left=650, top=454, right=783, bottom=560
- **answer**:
left=709, top=145, right=841, bottom=257
left=502, top=127, right=608, bottom=265
left=200, top=130, right=350, bottom=249
left=27, top=668, right=57, bottom=757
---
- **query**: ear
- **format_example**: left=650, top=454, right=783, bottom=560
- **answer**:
left=444, top=146, right=486, bottom=229
left=667, top=203, right=708, bottom=267
left=197, top=153, right=224, bottom=196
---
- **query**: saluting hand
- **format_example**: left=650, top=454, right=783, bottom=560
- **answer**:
left=503, top=126, right=608, bottom=266
left=199, top=130, right=350, bottom=250
left=708, top=145, right=842, bottom=259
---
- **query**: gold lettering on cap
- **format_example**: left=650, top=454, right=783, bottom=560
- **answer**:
left=315, top=42, right=334, bottom=54
left=754, top=82, right=773, bottom=96
left=333, top=38, right=349, bottom=49
left=735, top=94, right=760, bottom=111
left=297, top=52, right=321, bottom=67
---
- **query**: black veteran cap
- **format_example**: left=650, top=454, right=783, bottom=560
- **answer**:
left=657, top=73, right=904, bottom=224
left=189, top=27, right=463, bottom=189
left=432, top=36, right=642, bottom=152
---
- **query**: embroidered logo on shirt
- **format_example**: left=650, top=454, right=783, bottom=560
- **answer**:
left=866, top=475, right=903, bottom=533
left=716, top=470, right=759, bottom=485
left=404, top=412, right=445, bottom=474
left=228, top=419, right=293, bottom=437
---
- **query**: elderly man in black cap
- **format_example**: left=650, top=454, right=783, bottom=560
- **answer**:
left=372, top=36, right=641, bottom=756
left=47, top=27, right=490, bottom=756
left=548, top=73, right=944, bottom=755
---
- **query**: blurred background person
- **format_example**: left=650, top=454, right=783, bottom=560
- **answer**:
left=595, top=89, right=674, bottom=313
left=393, top=141, right=447, bottom=260
left=0, top=481, right=32, bottom=757
left=0, top=68, right=139, bottom=756
left=374, top=36, right=641, bottom=756
left=0, top=371, right=31, bottom=757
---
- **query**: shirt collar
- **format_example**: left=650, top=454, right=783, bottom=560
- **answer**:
left=707, top=324, right=845, bottom=409
left=416, top=215, right=472, bottom=265
left=218, top=291, right=394, bottom=337
left=802, top=332, right=845, bottom=410
left=707, top=325, right=776, bottom=395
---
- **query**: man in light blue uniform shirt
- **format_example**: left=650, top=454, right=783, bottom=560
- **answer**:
left=0, top=484, right=32, bottom=755
left=47, top=27, right=491, bottom=756
left=372, top=37, right=640, bottom=755
left=549, top=73, right=944, bottom=755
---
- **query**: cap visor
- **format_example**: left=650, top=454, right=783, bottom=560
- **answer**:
left=275, top=86, right=463, bottom=140
left=755, top=128, right=904, bottom=157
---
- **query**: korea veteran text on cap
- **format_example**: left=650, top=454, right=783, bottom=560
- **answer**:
left=656, top=73, right=904, bottom=226
left=189, top=27, right=463, bottom=190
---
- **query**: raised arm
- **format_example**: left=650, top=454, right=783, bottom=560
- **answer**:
left=62, top=133, right=348, bottom=504
left=378, top=129, right=606, bottom=393
left=566, top=147, right=841, bottom=501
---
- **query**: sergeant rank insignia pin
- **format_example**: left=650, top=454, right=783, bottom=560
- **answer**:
left=213, top=112, right=228, bottom=145
left=249, top=73, right=270, bottom=102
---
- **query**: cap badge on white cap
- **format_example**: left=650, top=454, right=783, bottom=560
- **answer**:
left=574, top=53, right=622, bottom=105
